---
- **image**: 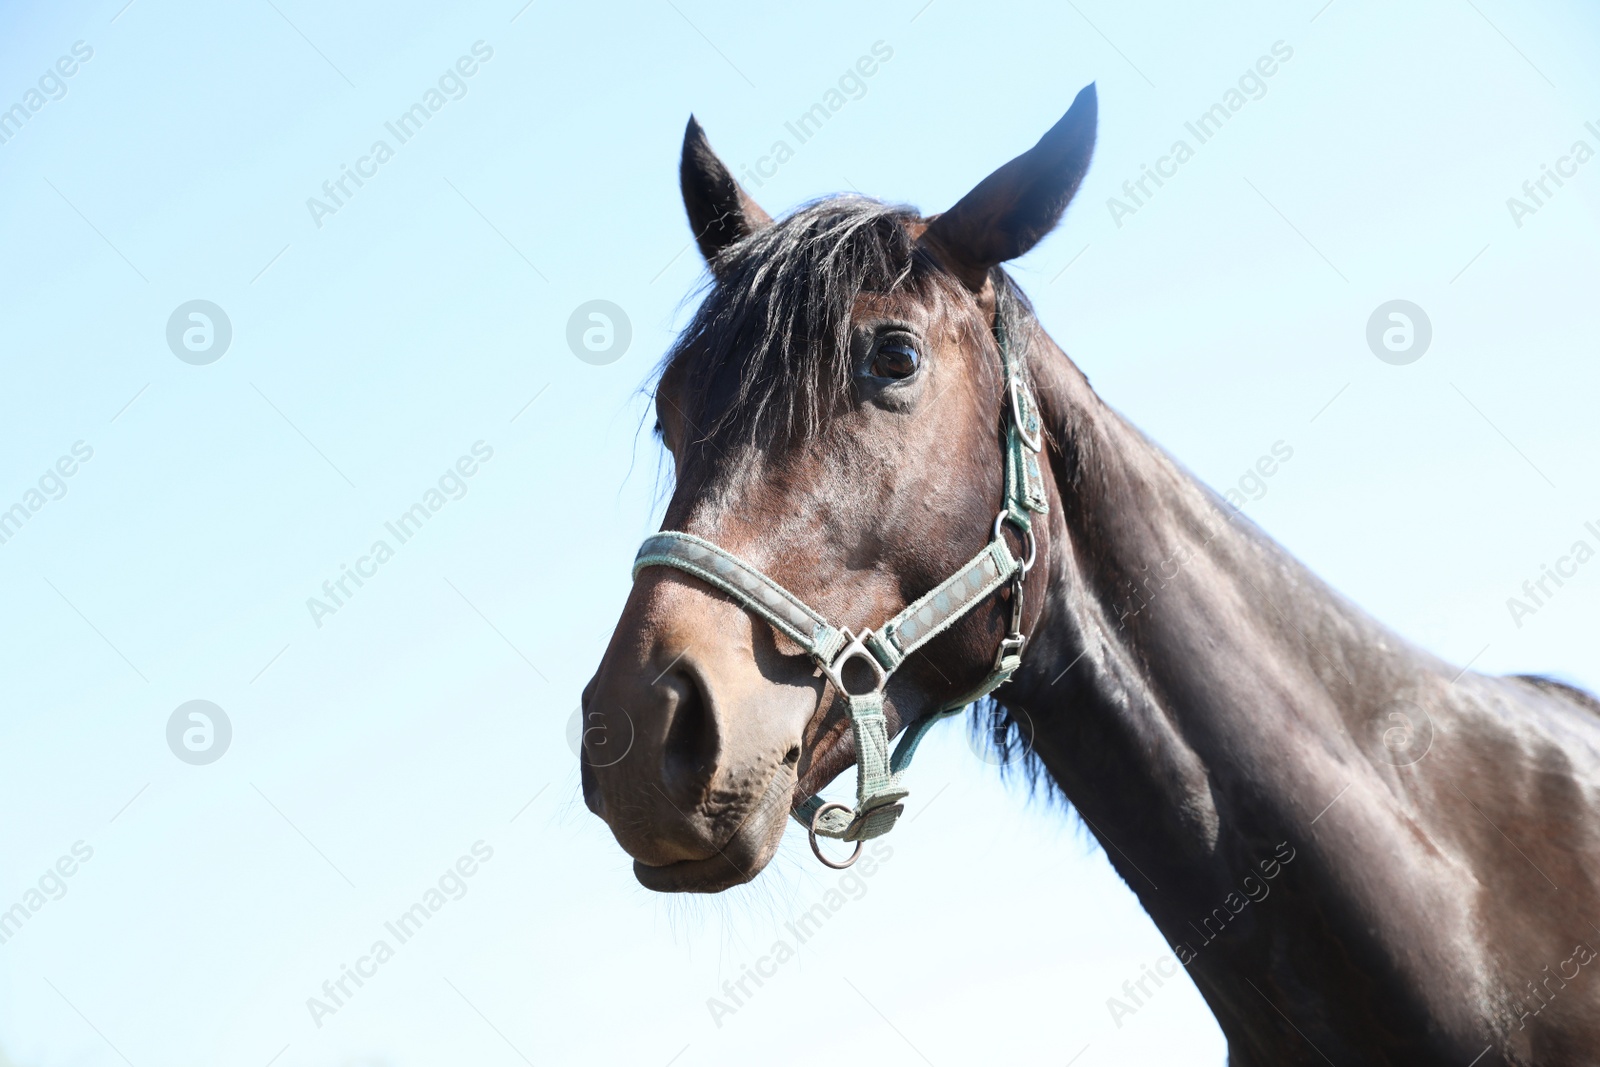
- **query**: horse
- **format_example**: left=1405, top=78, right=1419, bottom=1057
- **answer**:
left=578, top=84, right=1600, bottom=1064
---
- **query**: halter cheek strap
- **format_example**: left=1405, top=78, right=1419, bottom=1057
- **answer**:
left=630, top=318, right=1049, bottom=859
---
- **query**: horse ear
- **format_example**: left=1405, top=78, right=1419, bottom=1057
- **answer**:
left=680, top=115, right=772, bottom=268
left=920, top=84, right=1098, bottom=291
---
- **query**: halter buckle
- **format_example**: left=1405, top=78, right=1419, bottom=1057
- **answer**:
left=994, top=632, right=1027, bottom=671
left=1009, top=377, right=1044, bottom=453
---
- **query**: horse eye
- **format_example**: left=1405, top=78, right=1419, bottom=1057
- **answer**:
left=870, top=341, right=920, bottom=380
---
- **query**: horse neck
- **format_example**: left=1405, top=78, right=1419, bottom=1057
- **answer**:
left=1011, top=333, right=1425, bottom=898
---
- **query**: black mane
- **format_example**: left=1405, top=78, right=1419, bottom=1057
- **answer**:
left=658, top=195, right=1054, bottom=468
left=661, top=196, right=938, bottom=452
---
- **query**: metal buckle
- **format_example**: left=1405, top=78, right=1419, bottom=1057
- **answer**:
left=821, top=628, right=890, bottom=697
left=1009, top=377, right=1044, bottom=452
left=994, top=633, right=1026, bottom=671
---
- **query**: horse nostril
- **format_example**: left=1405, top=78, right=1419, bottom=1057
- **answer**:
left=662, top=668, right=720, bottom=796
left=784, top=744, right=801, bottom=766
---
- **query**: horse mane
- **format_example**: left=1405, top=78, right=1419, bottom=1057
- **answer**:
left=1514, top=673, right=1600, bottom=715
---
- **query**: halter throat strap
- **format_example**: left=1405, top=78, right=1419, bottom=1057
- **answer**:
left=630, top=313, right=1049, bottom=853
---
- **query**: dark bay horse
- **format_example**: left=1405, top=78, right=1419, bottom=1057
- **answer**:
left=580, top=84, right=1600, bottom=1064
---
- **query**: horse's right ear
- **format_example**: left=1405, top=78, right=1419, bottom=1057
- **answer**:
left=920, top=84, right=1098, bottom=291
left=680, top=116, right=772, bottom=268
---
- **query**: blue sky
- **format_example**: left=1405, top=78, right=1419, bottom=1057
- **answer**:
left=1, top=0, right=1597, bottom=1064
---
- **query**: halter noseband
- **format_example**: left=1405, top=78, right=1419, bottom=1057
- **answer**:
left=631, top=317, right=1049, bottom=866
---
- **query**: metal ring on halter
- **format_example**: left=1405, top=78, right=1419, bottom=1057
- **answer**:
left=820, top=628, right=890, bottom=698
left=808, top=802, right=864, bottom=869
left=993, top=511, right=1038, bottom=573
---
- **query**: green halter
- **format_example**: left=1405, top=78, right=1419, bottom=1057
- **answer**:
left=632, top=318, right=1048, bottom=867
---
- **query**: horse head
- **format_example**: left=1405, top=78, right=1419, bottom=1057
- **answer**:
left=580, top=86, right=1097, bottom=892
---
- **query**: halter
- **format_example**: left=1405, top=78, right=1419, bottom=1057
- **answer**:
left=631, top=317, right=1049, bottom=867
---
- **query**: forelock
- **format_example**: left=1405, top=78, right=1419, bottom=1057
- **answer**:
left=662, top=196, right=947, bottom=451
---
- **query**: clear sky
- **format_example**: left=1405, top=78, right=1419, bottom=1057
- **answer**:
left=1, top=0, right=1597, bottom=1064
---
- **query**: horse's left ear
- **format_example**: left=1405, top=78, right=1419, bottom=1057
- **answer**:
left=681, top=115, right=773, bottom=269
left=920, top=83, right=1097, bottom=291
